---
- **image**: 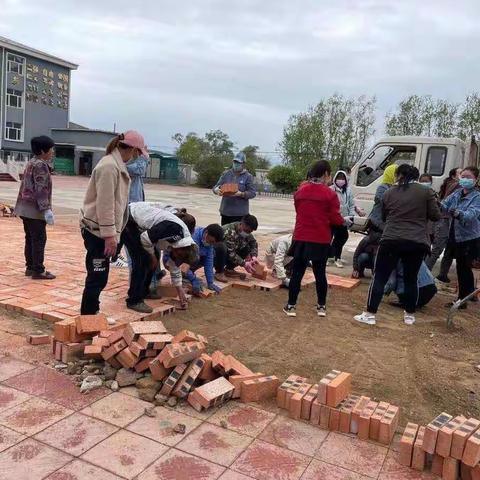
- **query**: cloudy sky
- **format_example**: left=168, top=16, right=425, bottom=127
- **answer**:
left=1, top=0, right=479, bottom=160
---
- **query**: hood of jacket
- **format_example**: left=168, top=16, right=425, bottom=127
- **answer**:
left=382, top=164, right=398, bottom=185
left=332, top=170, right=349, bottom=192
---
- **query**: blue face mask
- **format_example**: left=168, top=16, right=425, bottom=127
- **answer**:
left=232, top=162, right=243, bottom=173
left=459, top=178, right=475, bottom=190
left=420, top=182, right=432, bottom=188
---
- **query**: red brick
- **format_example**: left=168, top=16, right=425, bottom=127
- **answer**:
left=289, top=383, right=312, bottom=420
left=338, top=394, right=360, bottom=434
left=431, top=454, right=444, bottom=476
left=116, top=347, right=138, bottom=369
left=442, top=457, right=459, bottom=480
left=423, top=412, right=453, bottom=454
left=369, top=401, right=390, bottom=441
left=150, top=357, right=173, bottom=381
left=186, top=391, right=204, bottom=412
left=69, top=323, right=91, bottom=343
left=211, top=350, right=227, bottom=375
left=172, top=329, right=208, bottom=345
left=198, top=354, right=218, bottom=381
left=350, top=396, right=370, bottom=434
left=277, top=375, right=307, bottom=409
left=309, top=398, right=322, bottom=426
left=137, top=333, right=173, bottom=350
left=26, top=334, right=50, bottom=345
left=75, top=314, right=108, bottom=334
left=221, top=183, right=239, bottom=194
left=159, top=342, right=206, bottom=368
left=84, top=345, right=103, bottom=359
left=99, top=330, right=114, bottom=338
left=91, top=336, right=110, bottom=348
left=224, top=355, right=254, bottom=376
left=135, top=357, right=153, bottom=373
left=128, top=341, right=144, bottom=357
left=462, top=463, right=473, bottom=480
left=106, top=356, right=122, bottom=369
left=301, top=384, right=319, bottom=421
left=102, top=339, right=128, bottom=361
left=436, top=415, right=467, bottom=457
left=463, top=429, right=480, bottom=467
left=358, top=400, right=378, bottom=440
left=326, top=372, right=351, bottom=408
left=411, top=426, right=426, bottom=471
left=54, top=319, right=74, bottom=342
left=473, top=464, right=480, bottom=480
left=398, top=422, right=419, bottom=466
left=285, top=380, right=308, bottom=411
left=240, top=376, right=280, bottom=403
left=252, top=263, right=268, bottom=281
left=229, top=373, right=265, bottom=399
left=157, top=284, right=179, bottom=298
left=378, top=404, right=400, bottom=445
left=160, top=364, right=187, bottom=395
left=328, top=408, right=340, bottom=431
left=61, top=342, right=86, bottom=363
left=106, top=328, right=125, bottom=344
left=172, top=357, right=206, bottom=398
left=451, top=418, right=480, bottom=460
left=317, top=370, right=341, bottom=404
left=188, top=377, right=234, bottom=410
left=320, top=405, right=331, bottom=430
left=123, top=321, right=167, bottom=344
left=54, top=341, right=62, bottom=361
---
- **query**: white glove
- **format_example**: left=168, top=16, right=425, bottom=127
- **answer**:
left=44, top=209, right=55, bottom=225
left=213, top=187, right=221, bottom=196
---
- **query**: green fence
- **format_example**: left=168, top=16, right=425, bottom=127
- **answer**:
left=54, top=157, right=75, bottom=176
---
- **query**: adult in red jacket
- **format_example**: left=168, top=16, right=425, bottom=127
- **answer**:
left=284, top=160, right=345, bottom=317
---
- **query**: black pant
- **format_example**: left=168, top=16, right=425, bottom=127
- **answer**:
left=288, top=245, right=329, bottom=307
left=21, top=217, right=47, bottom=273
left=330, top=225, right=349, bottom=260
left=367, top=244, right=425, bottom=314
left=81, top=229, right=110, bottom=315
left=453, top=239, right=478, bottom=299
left=214, top=242, right=250, bottom=273
left=121, top=218, right=153, bottom=305
left=398, top=284, right=437, bottom=308
left=221, top=215, right=243, bottom=226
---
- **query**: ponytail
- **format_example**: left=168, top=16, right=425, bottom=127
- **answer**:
left=396, top=164, right=419, bottom=190
left=175, top=211, right=196, bottom=234
left=106, top=133, right=130, bottom=155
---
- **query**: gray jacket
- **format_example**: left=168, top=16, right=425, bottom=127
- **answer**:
left=214, top=169, right=256, bottom=217
left=368, top=183, right=389, bottom=230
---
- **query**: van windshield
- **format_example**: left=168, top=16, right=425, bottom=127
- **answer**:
left=356, top=145, right=416, bottom=186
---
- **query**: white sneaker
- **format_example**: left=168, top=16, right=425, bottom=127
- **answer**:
left=111, top=257, right=128, bottom=268
left=327, top=258, right=335, bottom=266
left=317, top=305, right=327, bottom=317
left=354, top=312, right=376, bottom=325
left=335, top=259, right=344, bottom=268
left=404, top=312, right=416, bottom=325
left=107, top=317, right=116, bottom=326
left=283, top=305, right=297, bottom=317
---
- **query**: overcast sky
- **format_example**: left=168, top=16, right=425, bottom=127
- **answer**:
left=1, top=0, right=479, bottom=161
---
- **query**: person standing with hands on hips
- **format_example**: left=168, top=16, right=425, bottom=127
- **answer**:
left=213, top=152, right=256, bottom=225
left=80, top=131, right=148, bottom=317
left=15, top=136, right=56, bottom=280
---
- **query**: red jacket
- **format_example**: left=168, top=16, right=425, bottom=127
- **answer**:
left=293, top=182, right=344, bottom=244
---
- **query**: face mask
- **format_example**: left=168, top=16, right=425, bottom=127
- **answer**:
left=239, top=231, right=249, bottom=238
left=420, top=182, right=432, bottom=188
left=335, top=179, right=346, bottom=188
left=459, top=178, right=475, bottom=189
left=232, top=162, right=243, bottom=172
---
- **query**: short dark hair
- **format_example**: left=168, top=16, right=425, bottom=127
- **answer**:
left=309, top=160, right=331, bottom=180
left=31, top=136, right=55, bottom=156
left=241, top=214, right=258, bottom=231
left=396, top=164, right=419, bottom=189
left=463, top=166, right=479, bottom=179
left=176, top=212, right=196, bottom=234
left=448, top=168, right=459, bottom=179
left=419, top=173, right=433, bottom=182
left=205, top=224, right=224, bottom=242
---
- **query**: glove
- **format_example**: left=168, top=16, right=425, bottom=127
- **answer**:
left=213, top=186, right=221, bottom=196
left=191, top=278, right=203, bottom=295
left=282, top=278, right=290, bottom=288
left=343, top=216, right=353, bottom=227
left=208, top=283, right=221, bottom=294
left=234, top=191, right=244, bottom=198
left=44, top=209, right=54, bottom=225
left=244, top=260, right=257, bottom=274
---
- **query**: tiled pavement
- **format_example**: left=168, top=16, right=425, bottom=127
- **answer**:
left=0, top=355, right=436, bottom=479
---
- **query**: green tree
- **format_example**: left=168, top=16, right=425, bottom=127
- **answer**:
left=280, top=94, right=376, bottom=172
left=267, top=165, right=303, bottom=193
left=458, top=93, right=480, bottom=140
left=241, top=145, right=271, bottom=176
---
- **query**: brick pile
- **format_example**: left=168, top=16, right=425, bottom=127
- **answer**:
left=399, top=413, right=480, bottom=478
left=276, top=370, right=399, bottom=446
left=220, top=183, right=239, bottom=195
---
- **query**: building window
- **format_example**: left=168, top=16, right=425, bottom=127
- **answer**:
left=6, top=54, right=25, bottom=76
left=6, top=88, right=23, bottom=108
left=425, top=146, right=447, bottom=176
left=5, top=122, right=22, bottom=141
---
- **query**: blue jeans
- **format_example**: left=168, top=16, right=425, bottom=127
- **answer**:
left=357, top=253, right=373, bottom=275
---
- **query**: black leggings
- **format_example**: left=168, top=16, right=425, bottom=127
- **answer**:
left=367, top=244, right=425, bottom=314
left=398, top=284, right=437, bottom=308
left=452, top=239, right=478, bottom=300
left=330, top=225, right=349, bottom=260
left=288, top=247, right=329, bottom=307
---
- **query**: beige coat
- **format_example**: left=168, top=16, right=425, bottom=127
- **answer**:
left=80, top=149, right=131, bottom=240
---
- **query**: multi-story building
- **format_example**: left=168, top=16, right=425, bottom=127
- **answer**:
left=0, top=35, right=78, bottom=161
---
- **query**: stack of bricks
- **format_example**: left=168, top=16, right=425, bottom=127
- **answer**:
left=399, top=412, right=480, bottom=479
left=275, top=369, right=399, bottom=447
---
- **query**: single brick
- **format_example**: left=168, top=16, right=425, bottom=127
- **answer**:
left=411, top=426, right=426, bottom=471
left=172, top=357, right=206, bottom=399
left=326, top=372, right=351, bottom=408
left=378, top=404, right=400, bottom=445
left=159, top=342, right=206, bottom=368
left=123, top=321, right=167, bottom=345
left=54, top=341, right=63, bottom=361
left=474, top=464, right=480, bottom=480
left=116, top=347, right=138, bottom=369
left=106, top=329, right=125, bottom=345
left=187, top=391, right=205, bottom=412
left=69, top=323, right=91, bottom=343
left=301, top=384, right=319, bottom=421
left=106, top=356, right=122, bottom=369
left=436, top=415, right=467, bottom=458
left=145, top=349, right=158, bottom=358
left=134, top=357, right=153, bottom=373
left=317, top=370, right=341, bottom=404
left=398, top=422, right=419, bottom=467
left=423, top=412, right=453, bottom=454
left=26, top=334, right=50, bottom=345
left=198, top=353, right=218, bottom=381
left=463, top=429, right=480, bottom=467
left=350, top=396, right=370, bottom=434
left=339, top=394, right=360, bottom=434
left=277, top=375, right=306, bottom=409
left=54, top=319, right=74, bottom=342
left=83, top=345, right=103, bottom=359
left=61, top=342, right=86, bottom=363
left=252, top=262, right=268, bottom=281
left=328, top=408, right=341, bottom=431
left=289, top=383, right=313, bottom=420
left=190, top=376, right=235, bottom=410
left=160, top=364, right=187, bottom=396
left=91, top=336, right=110, bottom=348
left=431, top=454, right=444, bottom=476
left=128, top=342, right=145, bottom=358
left=451, top=418, right=480, bottom=460
left=172, top=329, right=208, bottom=345
left=284, top=379, right=308, bottom=411
left=150, top=357, right=173, bottom=381
left=75, top=314, right=108, bottom=334
left=102, top=339, right=128, bottom=361
left=211, top=350, right=227, bottom=375
left=229, top=373, right=265, bottom=399
left=137, top=333, right=173, bottom=350
left=320, top=405, right=331, bottom=430
left=221, top=183, right=239, bottom=194
left=310, top=398, right=322, bottom=426
left=224, top=355, right=254, bottom=376
left=240, top=376, right=280, bottom=403
left=369, top=401, right=390, bottom=441
left=443, top=457, right=460, bottom=480
left=358, top=400, right=379, bottom=440
left=99, top=330, right=114, bottom=338
left=462, top=463, right=474, bottom=480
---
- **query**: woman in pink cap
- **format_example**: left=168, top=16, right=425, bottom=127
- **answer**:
left=80, top=130, right=148, bottom=318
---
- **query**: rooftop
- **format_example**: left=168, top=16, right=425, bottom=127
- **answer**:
left=0, top=35, right=78, bottom=69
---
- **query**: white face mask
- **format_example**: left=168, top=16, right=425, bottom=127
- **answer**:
left=239, top=231, right=249, bottom=238
left=335, top=179, right=346, bottom=188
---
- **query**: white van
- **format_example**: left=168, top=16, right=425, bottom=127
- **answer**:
left=350, top=135, right=479, bottom=229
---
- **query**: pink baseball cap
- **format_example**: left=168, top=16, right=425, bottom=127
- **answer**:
left=120, top=130, right=149, bottom=158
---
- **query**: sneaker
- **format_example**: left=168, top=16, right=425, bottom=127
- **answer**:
left=25, top=269, right=34, bottom=276
left=127, top=302, right=153, bottom=314
left=436, top=275, right=450, bottom=284
left=404, top=312, right=416, bottom=325
left=283, top=304, right=297, bottom=317
left=31, top=271, right=56, bottom=280
left=354, top=311, right=376, bottom=325
left=214, top=273, right=229, bottom=283
left=335, top=259, right=344, bottom=268
left=111, top=257, right=129, bottom=268
left=327, top=258, right=335, bottom=266
left=317, top=305, right=327, bottom=317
